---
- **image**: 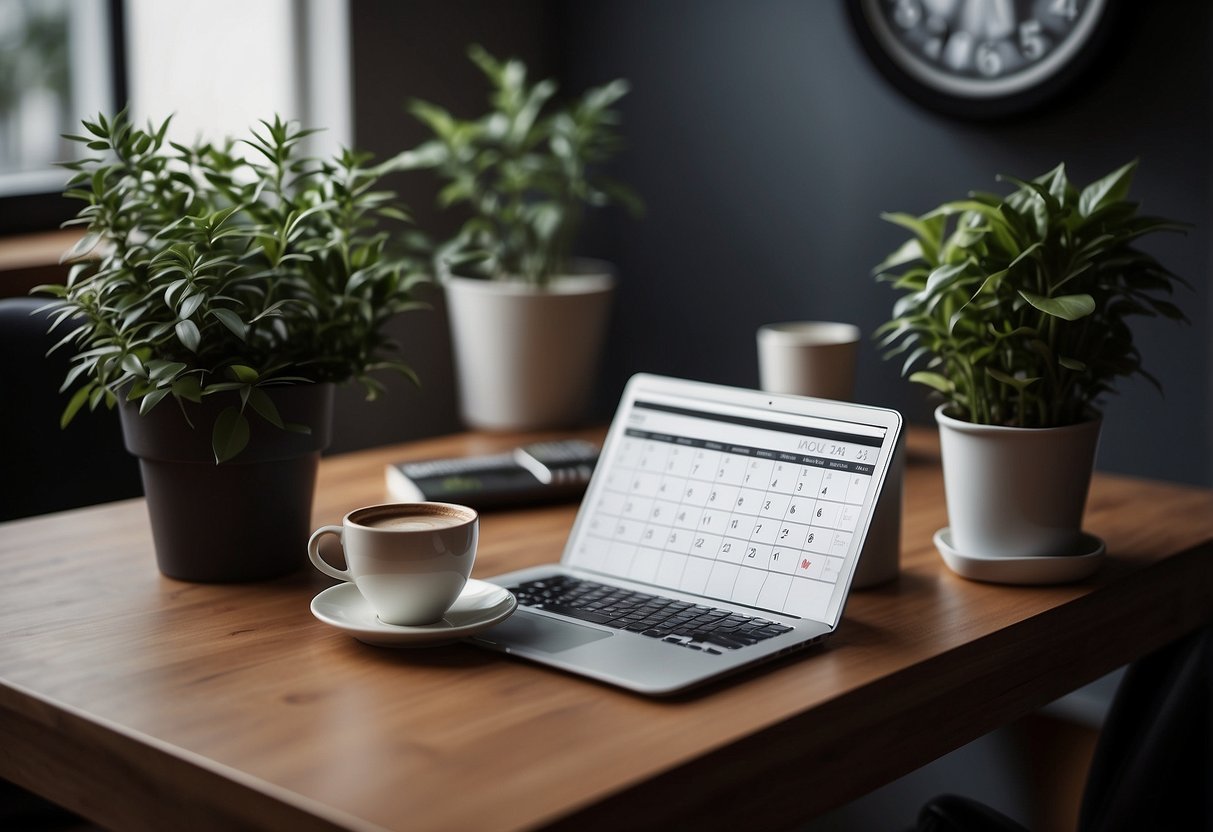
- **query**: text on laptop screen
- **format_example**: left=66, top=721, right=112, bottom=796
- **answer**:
left=567, top=398, right=887, bottom=621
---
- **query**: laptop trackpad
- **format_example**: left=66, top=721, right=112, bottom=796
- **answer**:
left=481, top=610, right=612, bottom=653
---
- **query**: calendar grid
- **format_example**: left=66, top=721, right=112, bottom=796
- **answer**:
left=575, top=425, right=875, bottom=621
left=673, top=444, right=719, bottom=590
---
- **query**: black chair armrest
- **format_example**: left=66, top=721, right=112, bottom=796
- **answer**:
left=916, top=794, right=1029, bottom=832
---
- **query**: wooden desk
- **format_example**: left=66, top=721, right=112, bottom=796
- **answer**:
left=2, top=427, right=1211, bottom=831
left=0, top=229, right=83, bottom=299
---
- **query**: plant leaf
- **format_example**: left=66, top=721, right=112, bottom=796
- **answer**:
left=172, top=375, right=203, bottom=403
left=209, top=308, right=249, bottom=340
left=247, top=387, right=284, bottom=428
left=986, top=367, right=1039, bottom=391
left=60, top=385, right=92, bottom=429
left=1018, top=290, right=1095, bottom=321
left=1079, top=160, right=1136, bottom=217
left=175, top=319, right=201, bottom=351
left=229, top=365, right=259, bottom=383
left=212, top=406, right=250, bottom=463
left=138, top=388, right=171, bottom=415
left=908, top=371, right=954, bottom=394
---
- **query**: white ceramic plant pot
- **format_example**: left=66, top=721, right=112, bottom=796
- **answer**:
left=936, top=405, right=1102, bottom=558
left=445, top=264, right=615, bottom=431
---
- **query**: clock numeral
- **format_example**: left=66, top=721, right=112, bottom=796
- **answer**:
left=1052, top=0, right=1079, bottom=22
left=892, top=0, right=922, bottom=29
left=976, top=41, right=1003, bottom=77
left=1019, top=20, right=1046, bottom=61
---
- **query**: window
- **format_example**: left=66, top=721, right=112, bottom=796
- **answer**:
left=0, top=0, right=124, bottom=234
left=0, top=0, right=351, bottom=237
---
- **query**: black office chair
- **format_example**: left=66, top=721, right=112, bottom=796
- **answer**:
left=0, top=296, right=142, bottom=522
left=916, top=624, right=1213, bottom=831
left=1, top=296, right=139, bottom=829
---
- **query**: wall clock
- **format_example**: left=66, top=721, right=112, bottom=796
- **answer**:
left=848, top=0, right=1121, bottom=118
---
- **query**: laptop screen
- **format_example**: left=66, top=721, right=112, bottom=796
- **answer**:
left=565, top=379, right=896, bottom=625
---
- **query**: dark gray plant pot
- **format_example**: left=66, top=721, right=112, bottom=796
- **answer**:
left=118, top=384, right=334, bottom=583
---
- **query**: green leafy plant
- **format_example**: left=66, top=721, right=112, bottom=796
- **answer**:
left=392, top=44, right=643, bottom=287
left=874, top=161, right=1189, bottom=428
left=37, top=111, right=427, bottom=461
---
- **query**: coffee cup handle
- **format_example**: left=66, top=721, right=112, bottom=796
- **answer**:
left=308, top=525, right=352, bottom=582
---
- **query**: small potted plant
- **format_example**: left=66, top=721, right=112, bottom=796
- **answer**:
left=874, top=161, right=1187, bottom=567
left=392, top=44, right=642, bottom=430
left=37, top=111, right=427, bottom=582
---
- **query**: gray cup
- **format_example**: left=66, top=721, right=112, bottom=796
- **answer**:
left=757, top=321, right=861, bottom=401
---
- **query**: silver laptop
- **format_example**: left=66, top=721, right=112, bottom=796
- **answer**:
left=472, top=374, right=903, bottom=695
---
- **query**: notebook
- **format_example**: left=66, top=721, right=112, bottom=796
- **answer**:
left=471, top=373, right=903, bottom=695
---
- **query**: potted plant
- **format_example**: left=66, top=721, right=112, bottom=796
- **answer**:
left=37, top=111, right=426, bottom=582
left=392, top=44, right=642, bottom=430
left=874, top=160, right=1187, bottom=564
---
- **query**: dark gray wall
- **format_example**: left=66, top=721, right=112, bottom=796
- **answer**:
left=334, top=0, right=560, bottom=453
left=349, top=1, right=1211, bottom=486
left=558, top=0, right=1212, bottom=486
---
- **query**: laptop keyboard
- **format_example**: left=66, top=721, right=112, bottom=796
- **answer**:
left=505, top=575, right=793, bottom=655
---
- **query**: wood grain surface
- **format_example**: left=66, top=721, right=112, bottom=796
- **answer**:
left=1, top=427, right=1211, bottom=832
left=0, top=229, right=84, bottom=299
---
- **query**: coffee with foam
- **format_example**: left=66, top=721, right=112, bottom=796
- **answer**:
left=308, top=502, right=479, bottom=626
left=359, top=511, right=467, bottom=532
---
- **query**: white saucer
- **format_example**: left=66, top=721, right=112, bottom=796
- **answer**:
left=934, top=527, right=1106, bottom=586
left=310, top=579, right=516, bottom=647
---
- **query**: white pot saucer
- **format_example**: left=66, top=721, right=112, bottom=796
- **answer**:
left=934, top=527, right=1106, bottom=586
left=310, top=579, right=517, bottom=648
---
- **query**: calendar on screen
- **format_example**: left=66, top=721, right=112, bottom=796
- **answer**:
left=567, top=399, right=887, bottom=622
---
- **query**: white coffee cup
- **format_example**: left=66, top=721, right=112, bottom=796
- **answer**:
left=308, top=502, right=478, bottom=626
left=757, top=321, right=861, bottom=401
